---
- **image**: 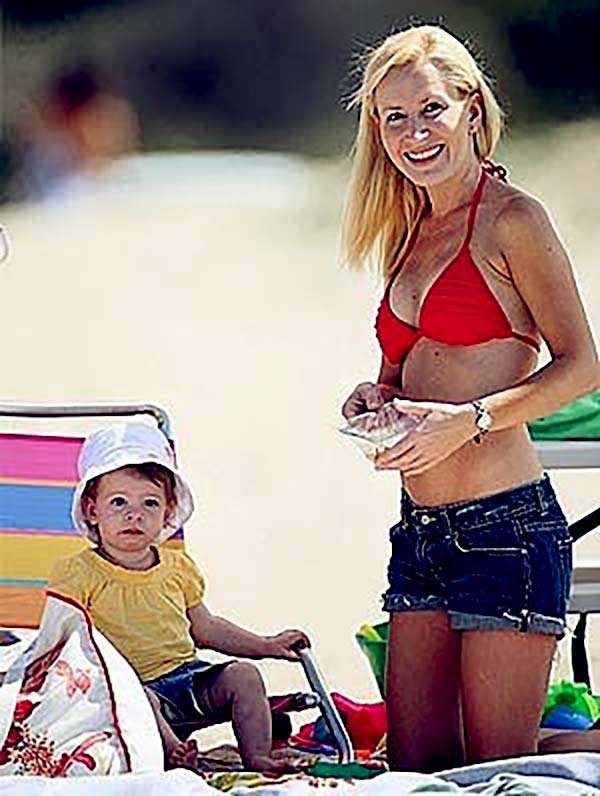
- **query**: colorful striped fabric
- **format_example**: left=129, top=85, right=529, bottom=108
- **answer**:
left=0, top=433, right=184, bottom=628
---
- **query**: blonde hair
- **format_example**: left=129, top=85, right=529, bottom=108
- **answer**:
left=341, top=25, right=504, bottom=277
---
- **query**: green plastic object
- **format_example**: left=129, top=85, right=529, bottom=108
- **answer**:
left=543, top=680, right=600, bottom=722
left=355, top=622, right=389, bottom=697
left=307, top=761, right=383, bottom=780
left=528, top=390, right=600, bottom=440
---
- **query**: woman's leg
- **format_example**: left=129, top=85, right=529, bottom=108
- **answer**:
left=386, top=610, right=464, bottom=773
left=461, top=630, right=556, bottom=762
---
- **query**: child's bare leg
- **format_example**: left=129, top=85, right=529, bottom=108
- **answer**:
left=199, top=662, right=296, bottom=773
left=538, top=728, right=600, bottom=753
left=144, top=686, right=198, bottom=770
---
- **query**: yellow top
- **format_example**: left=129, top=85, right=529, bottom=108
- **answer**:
left=47, top=547, right=205, bottom=682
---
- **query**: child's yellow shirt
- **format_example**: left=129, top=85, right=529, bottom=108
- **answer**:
left=48, top=547, right=205, bottom=682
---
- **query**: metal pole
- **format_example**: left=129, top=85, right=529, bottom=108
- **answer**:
left=297, top=646, right=354, bottom=764
left=0, top=402, right=172, bottom=438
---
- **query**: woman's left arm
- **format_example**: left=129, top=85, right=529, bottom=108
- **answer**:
left=478, top=194, right=599, bottom=426
left=376, top=196, right=600, bottom=475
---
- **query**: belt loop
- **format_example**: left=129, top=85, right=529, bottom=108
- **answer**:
left=442, top=506, right=451, bottom=534
left=534, top=481, right=547, bottom=515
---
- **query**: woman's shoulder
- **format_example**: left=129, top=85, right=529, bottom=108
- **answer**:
left=483, top=178, right=553, bottom=247
left=478, top=177, right=567, bottom=288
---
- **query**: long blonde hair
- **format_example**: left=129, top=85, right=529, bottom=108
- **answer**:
left=341, top=25, right=504, bottom=277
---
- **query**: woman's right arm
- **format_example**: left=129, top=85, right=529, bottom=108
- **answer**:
left=378, top=355, right=403, bottom=388
left=341, top=357, right=403, bottom=419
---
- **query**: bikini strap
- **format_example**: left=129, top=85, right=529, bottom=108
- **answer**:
left=464, top=159, right=509, bottom=245
left=464, top=169, right=488, bottom=245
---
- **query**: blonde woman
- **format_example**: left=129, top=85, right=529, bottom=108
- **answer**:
left=341, top=25, right=600, bottom=772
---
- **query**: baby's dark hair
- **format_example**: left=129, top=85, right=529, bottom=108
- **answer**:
left=82, top=463, right=176, bottom=507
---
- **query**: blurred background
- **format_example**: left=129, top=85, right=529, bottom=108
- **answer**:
left=1, top=0, right=600, bottom=748
left=2, top=0, right=600, bottom=191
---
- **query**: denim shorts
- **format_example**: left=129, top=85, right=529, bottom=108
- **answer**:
left=383, top=475, right=572, bottom=637
left=144, top=659, right=232, bottom=725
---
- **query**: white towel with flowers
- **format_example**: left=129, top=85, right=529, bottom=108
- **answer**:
left=0, top=592, right=162, bottom=777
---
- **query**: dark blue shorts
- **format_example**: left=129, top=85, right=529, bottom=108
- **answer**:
left=144, top=659, right=232, bottom=724
left=383, top=475, right=572, bottom=637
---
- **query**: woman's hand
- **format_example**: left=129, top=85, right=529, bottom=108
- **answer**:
left=341, top=382, right=403, bottom=420
left=374, top=398, right=476, bottom=476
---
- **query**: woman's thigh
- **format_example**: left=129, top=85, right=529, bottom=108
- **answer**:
left=461, top=629, right=556, bottom=762
left=386, top=610, right=464, bottom=772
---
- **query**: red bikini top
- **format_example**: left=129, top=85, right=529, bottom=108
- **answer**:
left=375, top=171, right=540, bottom=365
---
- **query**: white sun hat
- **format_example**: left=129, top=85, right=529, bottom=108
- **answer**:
left=71, top=421, right=195, bottom=543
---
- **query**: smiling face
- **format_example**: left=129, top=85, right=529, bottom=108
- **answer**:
left=83, top=466, right=172, bottom=560
left=374, top=60, right=481, bottom=188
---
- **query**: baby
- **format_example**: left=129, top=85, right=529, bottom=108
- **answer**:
left=48, top=422, right=309, bottom=772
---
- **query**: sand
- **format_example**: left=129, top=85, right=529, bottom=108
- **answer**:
left=1, top=124, right=599, bottom=745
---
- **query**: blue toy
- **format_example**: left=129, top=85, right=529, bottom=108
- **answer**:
left=541, top=704, right=594, bottom=731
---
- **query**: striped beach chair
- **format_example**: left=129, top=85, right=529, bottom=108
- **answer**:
left=0, top=403, right=179, bottom=629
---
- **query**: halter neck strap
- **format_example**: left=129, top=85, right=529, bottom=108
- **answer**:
left=465, top=169, right=487, bottom=244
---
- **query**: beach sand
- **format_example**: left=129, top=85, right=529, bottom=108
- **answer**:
left=1, top=123, right=599, bottom=745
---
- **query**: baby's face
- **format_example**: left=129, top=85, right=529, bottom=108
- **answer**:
left=84, top=467, right=170, bottom=554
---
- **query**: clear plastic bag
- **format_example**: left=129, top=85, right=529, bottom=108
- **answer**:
left=339, top=401, right=421, bottom=458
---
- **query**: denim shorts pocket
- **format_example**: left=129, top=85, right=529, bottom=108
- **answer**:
left=452, top=522, right=524, bottom=555
left=521, top=517, right=573, bottom=549
left=519, top=514, right=572, bottom=617
left=389, top=520, right=407, bottom=541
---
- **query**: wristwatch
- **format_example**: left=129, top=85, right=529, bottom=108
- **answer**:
left=471, top=400, right=492, bottom=444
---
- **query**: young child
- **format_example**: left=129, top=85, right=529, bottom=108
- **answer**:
left=48, top=422, right=309, bottom=773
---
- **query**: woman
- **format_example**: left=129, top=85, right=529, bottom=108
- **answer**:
left=341, top=25, right=600, bottom=772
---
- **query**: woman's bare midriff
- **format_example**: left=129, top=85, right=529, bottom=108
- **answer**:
left=399, top=336, right=544, bottom=505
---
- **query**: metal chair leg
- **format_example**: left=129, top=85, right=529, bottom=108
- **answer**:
left=297, top=646, right=354, bottom=764
left=572, top=613, right=591, bottom=688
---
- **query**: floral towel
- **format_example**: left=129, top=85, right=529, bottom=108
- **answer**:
left=0, top=592, right=163, bottom=777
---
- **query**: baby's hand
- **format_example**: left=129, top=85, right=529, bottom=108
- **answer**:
left=264, top=629, right=310, bottom=660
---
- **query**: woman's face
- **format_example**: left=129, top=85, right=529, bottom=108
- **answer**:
left=374, top=61, right=480, bottom=187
